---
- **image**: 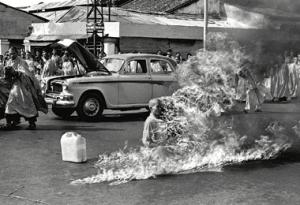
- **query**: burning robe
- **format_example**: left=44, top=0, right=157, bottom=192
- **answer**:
left=5, top=57, right=47, bottom=118
left=142, top=113, right=168, bottom=148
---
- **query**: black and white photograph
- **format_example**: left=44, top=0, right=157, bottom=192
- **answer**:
left=0, top=0, right=300, bottom=204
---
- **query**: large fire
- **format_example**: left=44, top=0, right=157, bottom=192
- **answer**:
left=72, top=33, right=295, bottom=185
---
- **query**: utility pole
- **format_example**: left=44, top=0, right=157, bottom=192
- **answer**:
left=86, top=0, right=109, bottom=57
left=203, top=0, right=208, bottom=51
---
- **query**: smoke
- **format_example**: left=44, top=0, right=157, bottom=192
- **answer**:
left=71, top=33, right=294, bottom=185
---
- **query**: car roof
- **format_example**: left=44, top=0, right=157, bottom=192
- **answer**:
left=105, top=53, right=173, bottom=60
left=105, top=53, right=178, bottom=67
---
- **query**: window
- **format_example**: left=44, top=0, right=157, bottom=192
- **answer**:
left=123, top=60, right=147, bottom=74
left=150, top=60, right=173, bottom=74
left=102, top=58, right=125, bottom=73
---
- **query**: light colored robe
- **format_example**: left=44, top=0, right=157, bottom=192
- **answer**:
left=240, top=68, right=265, bottom=111
left=288, top=63, right=298, bottom=98
left=235, top=75, right=248, bottom=101
left=25, top=59, right=36, bottom=76
left=42, top=59, right=57, bottom=78
left=270, top=66, right=280, bottom=98
left=277, top=63, right=290, bottom=98
left=62, top=61, right=76, bottom=76
left=142, top=113, right=167, bottom=148
left=5, top=57, right=47, bottom=118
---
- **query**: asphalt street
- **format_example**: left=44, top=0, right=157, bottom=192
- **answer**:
left=0, top=104, right=300, bottom=205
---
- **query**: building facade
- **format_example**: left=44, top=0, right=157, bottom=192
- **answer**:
left=0, top=2, right=47, bottom=55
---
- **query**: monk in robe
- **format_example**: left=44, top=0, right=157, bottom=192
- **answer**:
left=3, top=47, right=47, bottom=130
left=270, top=63, right=280, bottom=101
left=142, top=99, right=167, bottom=148
left=287, top=57, right=298, bottom=99
left=238, top=61, right=265, bottom=112
left=277, top=57, right=290, bottom=102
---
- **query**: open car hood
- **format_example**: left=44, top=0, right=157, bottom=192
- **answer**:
left=54, top=39, right=109, bottom=74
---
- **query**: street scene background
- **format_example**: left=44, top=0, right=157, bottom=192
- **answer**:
left=1, top=0, right=300, bottom=205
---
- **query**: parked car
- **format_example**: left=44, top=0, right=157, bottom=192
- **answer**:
left=45, top=39, right=179, bottom=121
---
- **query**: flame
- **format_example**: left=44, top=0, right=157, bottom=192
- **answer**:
left=72, top=33, right=293, bottom=185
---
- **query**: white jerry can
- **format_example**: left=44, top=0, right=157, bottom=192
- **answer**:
left=60, top=132, right=87, bottom=163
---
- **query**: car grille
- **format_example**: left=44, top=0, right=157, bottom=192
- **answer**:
left=50, top=83, right=63, bottom=93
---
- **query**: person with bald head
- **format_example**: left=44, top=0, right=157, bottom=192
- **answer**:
left=142, top=99, right=167, bottom=148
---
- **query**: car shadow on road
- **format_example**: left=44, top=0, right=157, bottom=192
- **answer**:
left=34, top=125, right=124, bottom=131
left=54, top=112, right=149, bottom=123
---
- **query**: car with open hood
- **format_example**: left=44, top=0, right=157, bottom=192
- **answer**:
left=45, top=39, right=179, bottom=121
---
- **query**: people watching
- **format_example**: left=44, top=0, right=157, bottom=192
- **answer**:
left=175, top=52, right=183, bottom=64
left=0, top=55, right=4, bottom=77
left=186, top=53, right=192, bottom=61
left=166, top=49, right=174, bottom=59
left=41, top=52, right=58, bottom=78
left=62, top=51, right=76, bottom=76
left=25, top=51, right=36, bottom=76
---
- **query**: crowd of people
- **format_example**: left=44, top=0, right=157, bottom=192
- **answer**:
left=156, top=49, right=192, bottom=64
left=236, top=52, right=300, bottom=112
left=0, top=48, right=85, bottom=81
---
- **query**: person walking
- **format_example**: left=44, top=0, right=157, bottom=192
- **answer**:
left=3, top=47, right=47, bottom=130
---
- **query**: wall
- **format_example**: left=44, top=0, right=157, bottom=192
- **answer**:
left=119, top=37, right=202, bottom=57
left=0, top=3, right=45, bottom=39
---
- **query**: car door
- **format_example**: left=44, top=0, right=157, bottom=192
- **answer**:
left=149, top=58, right=178, bottom=98
left=118, top=58, right=152, bottom=105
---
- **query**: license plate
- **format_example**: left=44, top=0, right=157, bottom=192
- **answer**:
left=45, top=97, right=56, bottom=105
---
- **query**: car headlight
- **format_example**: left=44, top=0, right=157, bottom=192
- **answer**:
left=40, top=81, right=46, bottom=89
left=62, top=83, right=68, bottom=91
left=59, top=94, right=74, bottom=101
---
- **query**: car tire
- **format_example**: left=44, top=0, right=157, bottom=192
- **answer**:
left=77, top=93, right=104, bottom=121
left=52, top=107, right=75, bottom=119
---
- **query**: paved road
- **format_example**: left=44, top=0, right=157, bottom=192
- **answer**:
left=0, top=106, right=299, bottom=205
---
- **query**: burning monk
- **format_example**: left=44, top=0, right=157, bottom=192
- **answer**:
left=142, top=99, right=168, bottom=148
left=238, top=61, right=265, bottom=113
left=2, top=47, right=47, bottom=130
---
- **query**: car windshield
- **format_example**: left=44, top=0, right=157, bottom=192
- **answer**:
left=102, top=58, right=125, bottom=73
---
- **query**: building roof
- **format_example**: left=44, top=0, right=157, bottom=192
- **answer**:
left=121, top=0, right=194, bottom=13
left=24, top=0, right=88, bottom=12
left=56, top=6, right=257, bottom=29
left=24, top=0, right=131, bottom=12
left=0, top=2, right=48, bottom=22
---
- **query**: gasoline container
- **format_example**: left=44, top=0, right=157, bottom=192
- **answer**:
left=60, top=132, right=87, bottom=163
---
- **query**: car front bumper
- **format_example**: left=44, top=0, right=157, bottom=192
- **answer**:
left=45, top=93, right=75, bottom=108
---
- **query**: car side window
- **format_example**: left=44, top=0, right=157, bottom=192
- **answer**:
left=150, top=59, right=173, bottom=74
left=123, top=59, right=147, bottom=74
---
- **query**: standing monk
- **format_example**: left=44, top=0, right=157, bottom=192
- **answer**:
left=277, top=57, right=290, bottom=102
left=4, top=47, right=47, bottom=130
left=238, top=61, right=265, bottom=113
left=287, top=57, right=298, bottom=99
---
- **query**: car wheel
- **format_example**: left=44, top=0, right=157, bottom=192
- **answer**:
left=52, top=107, right=75, bottom=119
left=77, top=93, right=104, bottom=121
